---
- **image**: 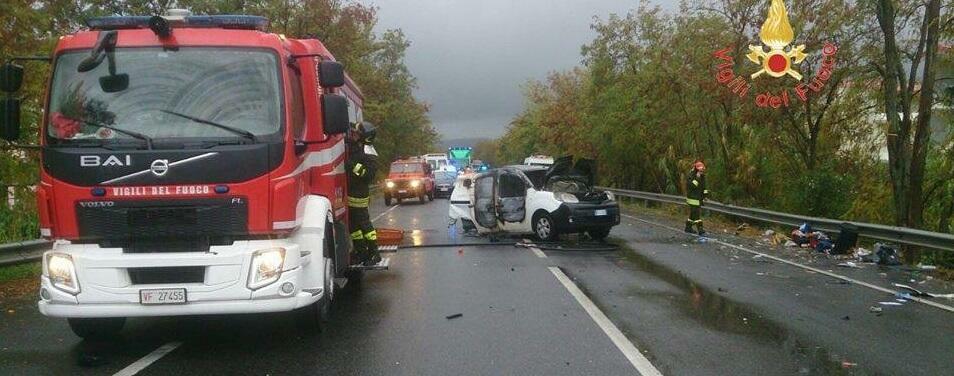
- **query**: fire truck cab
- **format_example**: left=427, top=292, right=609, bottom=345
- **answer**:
left=0, top=11, right=365, bottom=337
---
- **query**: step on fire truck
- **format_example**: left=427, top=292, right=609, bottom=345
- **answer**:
left=0, top=10, right=385, bottom=338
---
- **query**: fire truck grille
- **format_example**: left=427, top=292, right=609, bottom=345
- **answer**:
left=128, top=266, right=205, bottom=284
left=77, top=198, right=248, bottom=240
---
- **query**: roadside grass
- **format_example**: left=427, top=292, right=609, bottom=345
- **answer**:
left=0, top=262, right=41, bottom=284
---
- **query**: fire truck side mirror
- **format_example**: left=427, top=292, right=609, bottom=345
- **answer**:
left=0, top=63, right=24, bottom=93
left=318, top=61, right=345, bottom=88
left=0, top=98, right=21, bottom=141
left=322, top=94, right=349, bottom=135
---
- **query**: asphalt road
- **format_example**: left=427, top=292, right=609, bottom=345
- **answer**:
left=1, top=195, right=953, bottom=375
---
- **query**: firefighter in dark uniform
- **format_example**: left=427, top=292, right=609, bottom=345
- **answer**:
left=685, top=160, right=709, bottom=235
left=347, top=121, right=381, bottom=266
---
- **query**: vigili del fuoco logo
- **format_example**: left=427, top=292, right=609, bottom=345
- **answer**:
left=711, top=0, right=838, bottom=109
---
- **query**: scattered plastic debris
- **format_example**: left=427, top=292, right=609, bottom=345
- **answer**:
left=445, top=313, right=463, bottom=320
left=879, top=301, right=903, bottom=306
left=784, top=240, right=798, bottom=247
left=837, top=262, right=860, bottom=268
left=841, top=361, right=857, bottom=369
left=868, top=306, right=883, bottom=313
left=917, top=264, right=937, bottom=270
left=763, top=230, right=775, bottom=236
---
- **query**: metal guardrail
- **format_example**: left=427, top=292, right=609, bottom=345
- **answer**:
left=600, top=187, right=954, bottom=252
left=0, top=239, right=50, bottom=266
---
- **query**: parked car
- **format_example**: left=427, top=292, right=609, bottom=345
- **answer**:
left=434, top=170, right=458, bottom=198
left=384, top=159, right=436, bottom=205
left=468, top=157, right=619, bottom=241
left=448, top=172, right=476, bottom=231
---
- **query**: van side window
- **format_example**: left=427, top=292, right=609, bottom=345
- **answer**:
left=289, top=68, right=306, bottom=139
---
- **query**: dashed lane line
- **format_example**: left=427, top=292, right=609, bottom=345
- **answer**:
left=620, top=213, right=954, bottom=314
left=549, top=267, right=663, bottom=376
left=112, top=341, right=183, bottom=376
left=371, top=204, right=400, bottom=223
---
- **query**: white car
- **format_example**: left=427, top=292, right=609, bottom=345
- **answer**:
left=468, top=157, right=619, bottom=241
left=448, top=172, right=476, bottom=231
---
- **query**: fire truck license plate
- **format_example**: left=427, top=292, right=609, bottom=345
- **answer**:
left=594, top=209, right=608, bottom=216
left=398, top=190, right=408, bottom=194
left=140, top=288, right=187, bottom=305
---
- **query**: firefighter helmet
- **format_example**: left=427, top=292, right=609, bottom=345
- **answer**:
left=355, top=121, right=376, bottom=142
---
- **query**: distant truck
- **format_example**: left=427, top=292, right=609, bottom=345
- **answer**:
left=448, top=147, right=472, bottom=169
left=384, top=159, right=435, bottom=205
left=0, top=10, right=371, bottom=338
left=423, top=153, right=452, bottom=172
left=524, top=155, right=554, bottom=167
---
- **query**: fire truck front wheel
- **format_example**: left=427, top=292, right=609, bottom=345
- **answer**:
left=384, top=194, right=393, bottom=206
left=296, top=258, right=334, bottom=333
left=68, top=317, right=126, bottom=340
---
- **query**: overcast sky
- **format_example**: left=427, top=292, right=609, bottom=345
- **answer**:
left=370, top=0, right=675, bottom=140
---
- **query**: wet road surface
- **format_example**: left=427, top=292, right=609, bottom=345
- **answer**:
left=1, top=195, right=953, bottom=375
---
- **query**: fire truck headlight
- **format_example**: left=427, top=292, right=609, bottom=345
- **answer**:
left=45, top=253, right=80, bottom=295
left=385, top=181, right=395, bottom=189
left=410, top=180, right=421, bottom=188
left=248, top=248, right=286, bottom=290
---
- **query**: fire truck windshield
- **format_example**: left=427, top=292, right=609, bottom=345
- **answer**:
left=46, top=47, right=282, bottom=146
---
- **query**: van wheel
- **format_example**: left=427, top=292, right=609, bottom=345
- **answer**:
left=68, top=318, right=125, bottom=340
left=384, top=194, right=392, bottom=206
left=396, top=198, right=402, bottom=204
left=533, top=213, right=559, bottom=242
left=419, top=192, right=426, bottom=203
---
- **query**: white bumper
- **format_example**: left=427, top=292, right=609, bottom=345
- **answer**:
left=38, top=239, right=323, bottom=318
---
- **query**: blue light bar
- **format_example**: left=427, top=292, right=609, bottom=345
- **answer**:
left=86, top=15, right=268, bottom=31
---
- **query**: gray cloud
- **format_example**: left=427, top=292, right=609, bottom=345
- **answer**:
left=371, top=0, right=675, bottom=140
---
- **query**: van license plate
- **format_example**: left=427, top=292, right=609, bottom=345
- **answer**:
left=398, top=190, right=408, bottom=194
left=594, top=209, right=608, bottom=216
left=140, top=288, right=187, bottom=305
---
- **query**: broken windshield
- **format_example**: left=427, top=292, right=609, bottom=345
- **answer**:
left=46, top=47, right=282, bottom=146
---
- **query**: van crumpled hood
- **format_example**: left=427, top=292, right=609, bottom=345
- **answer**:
left=545, top=156, right=595, bottom=186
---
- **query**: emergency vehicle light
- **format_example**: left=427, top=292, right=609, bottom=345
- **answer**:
left=87, top=15, right=268, bottom=31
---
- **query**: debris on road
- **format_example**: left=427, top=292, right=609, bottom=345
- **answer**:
left=841, top=361, right=858, bottom=369
left=879, top=302, right=903, bottom=306
left=875, top=243, right=902, bottom=266
left=893, top=283, right=954, bottom=300
left=836, top=262, right=860, bottom=268
left=917, top=264, right=937, bottom=270
left=445, top=313, right=463, bottom=320
left=868, top=306, right=883, bottom=313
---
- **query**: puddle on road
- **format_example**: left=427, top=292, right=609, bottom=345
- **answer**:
left=613, top=242, right=852, bottom=375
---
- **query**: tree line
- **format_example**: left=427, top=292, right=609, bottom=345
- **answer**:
left=489, top=0, right=952, bottom=262
left=0, top=0, right=437, bottom=242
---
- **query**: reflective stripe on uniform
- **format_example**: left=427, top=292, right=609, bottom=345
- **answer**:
left=703, top=189, right=709, bottom=194
left=686, top=198, right=701, bottom=206
left=348, top=196, right=370, bottom=207
left=352, top=163, right=366, bottom=177
left=691, top=179, right=699, bottom=186
left=351, top=230, right=364, bottom=240
left=364, top=230, right=377, bottom=241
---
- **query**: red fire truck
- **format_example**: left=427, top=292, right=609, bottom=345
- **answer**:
left=0, top=10, right=372, bottom=338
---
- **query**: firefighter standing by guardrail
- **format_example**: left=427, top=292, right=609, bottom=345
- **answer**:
left=347, top=121, right=382, bottom=266
left=685, top=160, right=709, bottom=235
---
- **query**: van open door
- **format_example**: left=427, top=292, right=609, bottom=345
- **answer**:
left=472, top=173, right=498, bottom=230
left=497, top=171, right=526, bottom=223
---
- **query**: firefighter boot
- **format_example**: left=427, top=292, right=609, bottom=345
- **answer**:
left=351, top=238, right=368, bottom=266
left=363, top=231, right=382, bottom=266
left=696, top=222, right=706, bottom=236
left=684, top=220, right=696, bottom=234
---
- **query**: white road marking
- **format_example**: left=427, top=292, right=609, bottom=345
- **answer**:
left=620, top=214, right=954, bottom=314
left=549, top=267, right=663, bottom=376
left=522, top=238, right=548, bottom=258
left=113, top=341, right=182, bottom=376
left=371, top=204, right=400, bottom=223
